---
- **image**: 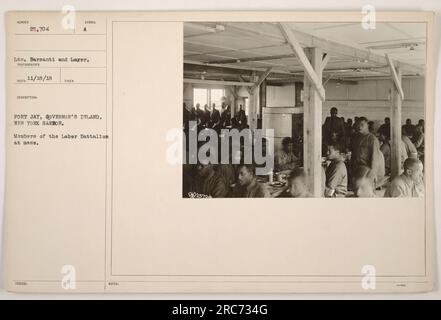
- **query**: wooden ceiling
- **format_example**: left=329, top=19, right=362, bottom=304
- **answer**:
left=184, top=22, right=426, bottom=85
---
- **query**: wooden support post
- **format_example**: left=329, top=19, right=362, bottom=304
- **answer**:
left=303, top=47, right=324, bottom=197
left=295, top=81, right=303, bottom=107
left=231, top=86, right=236, bottom=118
left=387, top=54, right=404, bottom=180
left=225, top=85, right=238, bottom=119
left=248, top=68, right=272, bottom=131
left=226, top=85, right=238, bottom=100
left=249, top=87, right=258, bottom=131
left=303, top=62, right=310, bottom=169
left=386, top=54, right=405, bottom=100
left=259, top=80, right=267, bottom=117
left=390, top=66, right=402, bottom=180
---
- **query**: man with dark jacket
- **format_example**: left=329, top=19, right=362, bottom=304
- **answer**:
left=210, top=103, right=221, bottom=129
left=350, top=117, right=385, bottom=183
left=377, top=117, right=390, bottom=139
left=323, top=107, right=345, bottom=145
left=232, top=164, right=269, bottom=198
left=196, top=163, right=228, bottom=198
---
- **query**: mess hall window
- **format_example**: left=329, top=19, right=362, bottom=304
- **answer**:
left=244, top=97, right=249, bottom=116
left=193, top=88, right=226, bottom=109
left=193, top=88, right=208, bottom=107
left=210, top=88, right=225, bottom=108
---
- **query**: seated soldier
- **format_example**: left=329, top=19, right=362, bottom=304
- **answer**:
left=379, top=131, right=410, bottom=175
left=232, top=164, right=270, bottom=198
left=215, top=164, right=236, bottom=193
left=324, top=144, right=348, bottom=197
left=402, top=127, right=418, bottom=159
left=195, top=162, right=228, bottom=198
left=378, top=131, right=391, bottom=176
left=278, top=167, right=311, bottom=198
left=274, top=137, right=298, bottom=172
left=414, top=124, right=425, bottom=163
left=351, top=165, right=376, bottom=198
left=385, top=158, right=424, bottom=198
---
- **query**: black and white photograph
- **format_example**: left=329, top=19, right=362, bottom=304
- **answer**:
left=1, top=4, right=439, bottom=299
left=182, top=21, right=426, bottom=198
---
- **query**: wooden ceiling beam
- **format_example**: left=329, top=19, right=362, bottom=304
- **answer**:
left=183, top=78, right=254, bottom=86
left=206, top=53, right=296, bottom=65
left=279, top=23, right=326, bottom=101
left=252, top=67, right=273, bottom=91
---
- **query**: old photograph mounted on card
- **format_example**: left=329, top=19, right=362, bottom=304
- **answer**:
left=182, top=22, right=426, bottom=199
left=4, top=10, right=435, bottom=294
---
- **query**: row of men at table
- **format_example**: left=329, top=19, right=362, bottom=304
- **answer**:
left=183, top=132, right=424, bottom=198
left=183, top=102, right=248, bottom=132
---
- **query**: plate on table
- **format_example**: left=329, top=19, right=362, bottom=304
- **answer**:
left=270, top=181, right=285, bottom=187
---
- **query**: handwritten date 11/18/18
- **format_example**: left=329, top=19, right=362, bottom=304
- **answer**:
left=27, top=75, right=53, bottom=82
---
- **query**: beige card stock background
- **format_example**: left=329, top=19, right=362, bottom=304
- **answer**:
left=3, top=11, right=436, bottom=293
